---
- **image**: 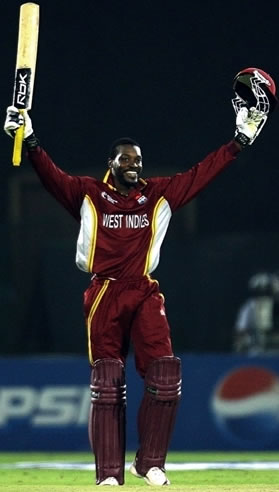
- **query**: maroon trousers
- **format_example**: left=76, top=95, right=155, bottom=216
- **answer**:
left=84, top=275, right=173, bottom=377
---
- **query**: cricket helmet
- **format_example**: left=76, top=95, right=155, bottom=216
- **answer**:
left=232, top=67, right=278, bottom=115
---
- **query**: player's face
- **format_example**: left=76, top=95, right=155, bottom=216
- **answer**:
left=109, top=145, right=143, bottom=188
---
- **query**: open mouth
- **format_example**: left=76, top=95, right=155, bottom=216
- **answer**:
left=124, top=171, right=138, bottom=178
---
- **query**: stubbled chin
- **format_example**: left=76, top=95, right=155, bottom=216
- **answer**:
left=124, top=175, right=138, bottom=184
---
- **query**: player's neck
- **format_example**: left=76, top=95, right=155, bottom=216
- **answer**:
left=113, top=178, right=136, bottom=196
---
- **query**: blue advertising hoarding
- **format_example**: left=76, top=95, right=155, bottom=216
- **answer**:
left=1, top=354, right=279, bottom=451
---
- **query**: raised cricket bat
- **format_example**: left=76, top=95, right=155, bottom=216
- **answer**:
left=12, top=2, right=39, bottom=166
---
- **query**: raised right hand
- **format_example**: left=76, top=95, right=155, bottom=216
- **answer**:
left=4, top=106, right=33, bottom=139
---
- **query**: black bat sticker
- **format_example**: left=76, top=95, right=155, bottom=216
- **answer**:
left=13, top=68, right=31, bottom=108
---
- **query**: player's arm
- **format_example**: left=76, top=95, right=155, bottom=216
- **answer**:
left=162, top=106, right=266, bottom=211
left=4, top=106, right=84, bottom=220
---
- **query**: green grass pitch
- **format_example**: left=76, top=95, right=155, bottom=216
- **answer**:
left=1, top=451, right=279, bottom=491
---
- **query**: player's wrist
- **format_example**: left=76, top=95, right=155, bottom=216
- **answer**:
left=234, top=132, right=250, bottom=148
left=24, top=133, right=40, bottom=150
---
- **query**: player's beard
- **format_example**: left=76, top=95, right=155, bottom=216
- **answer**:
left=119, top=171, right=139, bottom=187
left=113, top=167, right=141, bottom=188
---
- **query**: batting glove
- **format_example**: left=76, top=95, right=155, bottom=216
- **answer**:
left=235, top=106, right=267, bottom=147
left=4, top=105, right=33, bottom=139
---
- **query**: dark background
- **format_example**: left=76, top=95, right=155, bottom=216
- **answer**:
left=1, top=0, right=279, bottom=356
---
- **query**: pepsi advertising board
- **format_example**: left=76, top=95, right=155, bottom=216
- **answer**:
left=1, top=354, right=279, bottom=451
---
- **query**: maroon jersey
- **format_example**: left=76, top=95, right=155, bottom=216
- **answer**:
left=28, top=141, right=240, bottom=279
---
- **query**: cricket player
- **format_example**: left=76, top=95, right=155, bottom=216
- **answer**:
left=4, top=69, right=276, bottom=486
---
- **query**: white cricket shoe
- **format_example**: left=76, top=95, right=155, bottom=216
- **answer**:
left=98, top=477, right=119, bottom=486
left=129, top=462, right=142, bottom=478
left=145, top=467, right=170, bottom=486
left=130, top=462, right=170, bottom=486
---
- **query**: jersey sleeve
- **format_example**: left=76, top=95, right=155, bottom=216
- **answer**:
left=153, top=141, right=241, bottom=212
left=27, top=146, right=88, bottom=220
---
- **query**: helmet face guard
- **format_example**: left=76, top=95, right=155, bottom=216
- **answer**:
left=232, top=67, right=278, bottom=116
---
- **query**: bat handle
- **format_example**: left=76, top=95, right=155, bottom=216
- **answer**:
left=12, top=109, right=25, bottom=166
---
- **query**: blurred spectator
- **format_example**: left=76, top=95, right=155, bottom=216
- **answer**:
left=233, top=271, right=279, bottom=354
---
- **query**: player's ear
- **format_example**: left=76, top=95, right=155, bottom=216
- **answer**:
left=108, top=158, right=112, bottom=169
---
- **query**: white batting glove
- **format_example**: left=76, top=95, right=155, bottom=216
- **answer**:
left=4, top=105, right=33, bottom=139
left=235, top=106, right=267, bottom=146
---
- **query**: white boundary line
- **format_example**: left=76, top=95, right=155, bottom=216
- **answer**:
left=1, top=461, right=279, bottom=470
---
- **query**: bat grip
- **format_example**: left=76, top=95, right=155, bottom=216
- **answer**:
left=12, top=109, right=25, bottom=166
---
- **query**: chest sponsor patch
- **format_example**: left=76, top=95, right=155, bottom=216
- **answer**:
left=101, top=191, right=118, bottom=204
left=103, top=213, right=150, bottom=229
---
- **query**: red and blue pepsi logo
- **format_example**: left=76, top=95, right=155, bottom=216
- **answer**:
left=211, top=366, right=279, bottom=445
